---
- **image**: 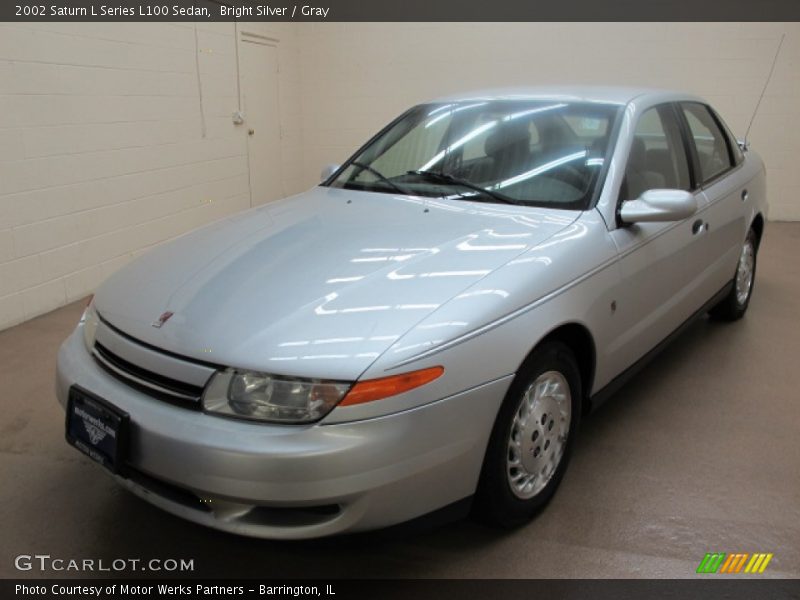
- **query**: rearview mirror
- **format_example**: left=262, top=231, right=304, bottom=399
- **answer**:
left=619, top=189, right=697, bottom=224
left=320, top=164, right=340, bottom=182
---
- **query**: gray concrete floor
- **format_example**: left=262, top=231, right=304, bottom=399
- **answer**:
left=1, top=224, right=799, bottom=579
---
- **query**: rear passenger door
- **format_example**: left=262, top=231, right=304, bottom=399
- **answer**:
left=606, top=104, right=708, bottom=376
left=678, top=102, right=748, bottom=295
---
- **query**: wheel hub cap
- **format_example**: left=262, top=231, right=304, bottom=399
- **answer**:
left=735, top=240, right=755, bottom=306
left=506, top=371, right=571, bottom=499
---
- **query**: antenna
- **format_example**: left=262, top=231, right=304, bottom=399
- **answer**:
left=744, top=33, right=786, bottom=147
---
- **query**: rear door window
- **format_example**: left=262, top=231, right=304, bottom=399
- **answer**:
left=680, top=103, right=734, bottom=184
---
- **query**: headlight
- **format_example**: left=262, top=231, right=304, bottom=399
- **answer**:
left=202, top=365, right=445, bottom=425
left=80, top=297, right=99, bottom=352
left=203, top=369, right=351, bottom=424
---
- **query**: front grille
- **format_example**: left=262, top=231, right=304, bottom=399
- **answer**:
left=92, top=342, right=206, bottom=407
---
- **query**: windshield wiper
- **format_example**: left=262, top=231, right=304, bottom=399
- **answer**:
left=350, top=161, right=413, bottom=196
left=406, top=170, right=519, bottom=205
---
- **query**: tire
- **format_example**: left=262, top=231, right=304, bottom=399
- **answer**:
left=474, top=341, right=581, bottom=527
left=709, top=228, right=758, bottom=321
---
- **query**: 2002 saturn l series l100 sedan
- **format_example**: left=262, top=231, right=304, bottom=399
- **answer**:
left=56, top=87, right=766, bottom=539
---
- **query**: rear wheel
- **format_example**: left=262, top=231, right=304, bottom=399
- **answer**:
left=709, top=228, right=758, bottom=321
left=474, top=342, right=581, bottom=527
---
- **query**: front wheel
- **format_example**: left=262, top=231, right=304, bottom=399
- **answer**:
left=709, top=228, right=758, bottom=321
left=474, top=342, right=581, bottom=527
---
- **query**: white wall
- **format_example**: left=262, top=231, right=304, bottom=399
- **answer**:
left=0, top=22, right=302, bottom=330
left=297, top=22, right=800, bottom=219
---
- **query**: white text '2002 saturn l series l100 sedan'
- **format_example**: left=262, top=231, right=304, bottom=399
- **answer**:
left=56, top=87, right=766, bottom=539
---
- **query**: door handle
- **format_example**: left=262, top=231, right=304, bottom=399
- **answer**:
left=692, top=219, right=705, bottom=235
left=741, top=189, right=749, bottom=202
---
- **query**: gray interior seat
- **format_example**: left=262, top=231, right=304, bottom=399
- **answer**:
left=622, top=137, right=666, bottom=200
left=645, top=148, right=679, bottom=188
left=468, top=123, right=532, bottom=184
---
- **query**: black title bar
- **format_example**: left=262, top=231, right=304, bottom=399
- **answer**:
left=4, top=579, right=800, bottom=600
left=3, top=0, right=800, bottom=22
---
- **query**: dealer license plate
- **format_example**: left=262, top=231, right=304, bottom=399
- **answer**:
left=66, top=386, right=129, bottom=475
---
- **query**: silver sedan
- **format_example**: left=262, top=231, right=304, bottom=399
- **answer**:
left=56, top=87, right=766, bottom=539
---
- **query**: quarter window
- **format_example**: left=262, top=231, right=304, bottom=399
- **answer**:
left=681, top=103, right=734, bottom=184
left=620, top=105, right=691, bottom=201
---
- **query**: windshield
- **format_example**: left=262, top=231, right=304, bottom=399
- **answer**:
left=326, top=100, right=620, bottom=209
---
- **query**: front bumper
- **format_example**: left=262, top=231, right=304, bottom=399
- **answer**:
left=56, top=328, right=510, bottom=539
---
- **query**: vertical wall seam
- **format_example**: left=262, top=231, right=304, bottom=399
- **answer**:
left=192, top=22, right=207, bottom=139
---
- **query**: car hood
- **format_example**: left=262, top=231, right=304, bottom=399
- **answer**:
left=95, top=186, right=578, bottom=380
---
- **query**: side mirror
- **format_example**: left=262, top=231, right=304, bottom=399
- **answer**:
left=619, top=189, right=697, bottom=224
left=320, top=164, right=340, bottom=182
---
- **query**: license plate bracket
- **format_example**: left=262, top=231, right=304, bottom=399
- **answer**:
left=65, top=385, right=129, bottom=476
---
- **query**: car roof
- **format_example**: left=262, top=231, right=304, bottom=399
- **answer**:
left=428, top=86, right=705, bottom=107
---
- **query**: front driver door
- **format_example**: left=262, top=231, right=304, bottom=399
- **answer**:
left=604, top=103, right=709, bottom=378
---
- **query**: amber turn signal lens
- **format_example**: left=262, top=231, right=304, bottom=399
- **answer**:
left=339, top=366, right=444, bottom=406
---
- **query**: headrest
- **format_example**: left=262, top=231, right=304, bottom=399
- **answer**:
left=484, top=123, right=531, bottom=158
left=629, top=137, right=647, bottom=169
